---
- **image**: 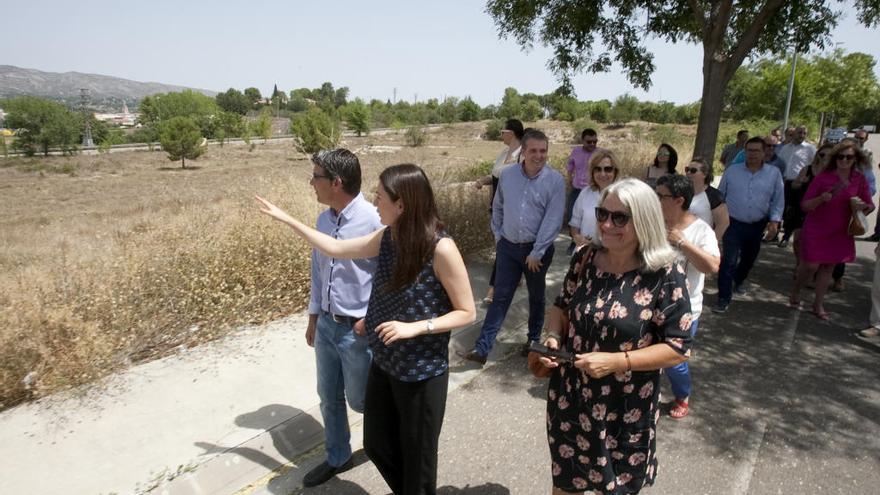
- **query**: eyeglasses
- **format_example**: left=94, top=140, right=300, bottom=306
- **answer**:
left=592, top=166, right=615, bottom=174
left=657, top=151, right=670, bottom=157
left=310, top=173, right=333, bottom=181
left=836, top=154, right=856, bottom=161
left=595, top=207, right=630, bottom=227
left=684, top=167, right=701, bottom=174
left=656, top=192, right=675, bottom=200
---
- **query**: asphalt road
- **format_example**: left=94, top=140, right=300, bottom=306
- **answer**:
left=245, top=237, right=880, bottom=495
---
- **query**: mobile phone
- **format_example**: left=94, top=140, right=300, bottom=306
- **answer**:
left=528, top=341, right=574, bottom=362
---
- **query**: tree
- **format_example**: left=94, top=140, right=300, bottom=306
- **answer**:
left=523, top=99, right=544, bottom=121
left=3, top=96, right=80, bottom=156
left=215, top=111, right=244, bottom=146
left=458, top=97, right=482, bottom=122
left=138, top=91, right=219, bottom=138
left=725, top=50, right=880, bottom=127
left=290, top=107, right=340, bottom=153
left=159, top=116, right=204, bottom=168
left=497, top=87, right=523, bottom=119
left=486, top=0, right=880, bottom=163
left=216, top=88, right=251, bottom=115
left=608, top=94, right=640, bottom=126
left=244, top=87, right=262, bottom=106
left=252, top=110, right=273, bottom=143
left=345, top=99, right=372, bottom=136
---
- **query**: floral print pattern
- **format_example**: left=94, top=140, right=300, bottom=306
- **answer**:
left=547, top=247, right=692, bottom=494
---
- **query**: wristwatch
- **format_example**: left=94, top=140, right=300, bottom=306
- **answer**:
left=426, top=318, right=435, bottom=335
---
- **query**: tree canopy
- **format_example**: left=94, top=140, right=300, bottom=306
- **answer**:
left=159, top=116, right=204, bottom=168
left=486, top=0, right=880, bottom=161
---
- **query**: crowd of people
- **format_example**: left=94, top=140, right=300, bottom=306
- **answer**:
left=254, top=120, right=877, bottom=495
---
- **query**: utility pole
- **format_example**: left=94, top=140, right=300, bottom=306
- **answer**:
left=80, top=88, right=94, bottom=148
left=782, top=50, right=798, bottom=135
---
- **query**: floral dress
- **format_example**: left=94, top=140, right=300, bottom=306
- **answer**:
left=547, top=248, right=692, bottom=494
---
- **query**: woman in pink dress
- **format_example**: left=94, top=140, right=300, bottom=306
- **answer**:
left=790, top=141, right=874, bottom=320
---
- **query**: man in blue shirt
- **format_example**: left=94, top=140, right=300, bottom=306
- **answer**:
left=461, top=129, right=566, bottom=364
left=713, top=137, right=784, bottom=313
left=303, top=149, right=383, bottom=487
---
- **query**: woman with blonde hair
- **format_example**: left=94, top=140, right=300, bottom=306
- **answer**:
left=569, top=149, right=620, bottom=250
left=535, top=178, right=692, bottom=494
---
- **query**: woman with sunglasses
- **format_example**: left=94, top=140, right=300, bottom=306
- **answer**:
left=569, top=150, right=620, bottom=251
left=535, top=178, right=692, bottom=494
left=784, top=142, right=833, bottom=266
left=790, top=142, right=874, bottom=320
left=645, top=143, right=678, bottom=186
left=685, top=157, right=729, bottom=241
left=257, top=164, right=476, bottom=494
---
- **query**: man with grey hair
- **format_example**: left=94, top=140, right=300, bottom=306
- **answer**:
left=302, top=148, right=382, bottom=487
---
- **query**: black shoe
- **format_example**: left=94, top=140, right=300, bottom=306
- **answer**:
left=303, top=458, right=353, bottom=487
left=457, top=349, right=487, bottom=365
left=520, top=341, right=533, bottom=357
left=733, top=283, right=748, bottom=296
left=712, top=301, right=729, bottom=313
left=864, top=234, right=880, bottom=242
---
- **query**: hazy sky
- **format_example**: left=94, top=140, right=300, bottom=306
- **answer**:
left=5, top=0, right=880, bottom=105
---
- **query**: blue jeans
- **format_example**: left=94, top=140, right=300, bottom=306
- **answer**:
left=315, top=313, right=372, bottom=467
left=717, top=218, right=767, bottom=304
left=665, top=318, right=699, bottom=399
left=474, top=238, right=555, bottom=357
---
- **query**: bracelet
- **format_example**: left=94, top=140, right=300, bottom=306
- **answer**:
left=676, top=239, right=684, bottom=249
left=623, top=351, right=632, bottom=372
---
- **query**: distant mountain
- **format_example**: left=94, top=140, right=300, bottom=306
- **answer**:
left=0, top=65, right=217, bottom=111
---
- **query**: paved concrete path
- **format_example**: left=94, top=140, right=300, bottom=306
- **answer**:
left=244, top=240, right=880, bottom=495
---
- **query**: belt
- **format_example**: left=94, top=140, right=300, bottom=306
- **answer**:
left=322, top=310, right=359, bottom=326
left=501, top=237, right=535, bottom=247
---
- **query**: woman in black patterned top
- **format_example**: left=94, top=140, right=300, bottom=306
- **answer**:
left=534, top=178, right=692, bottom=494
left=257, top=164, right=475, bottom=495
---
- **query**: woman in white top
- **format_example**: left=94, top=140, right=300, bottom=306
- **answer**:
left=645, top=143, right=678, bottom=186
left=656, top=174, right=720, bottom=419
left=475, top=119, right=523, bottom=303
left=685, top=157, right=729, bottom=241
left=569, top=149, right=620, bottom=250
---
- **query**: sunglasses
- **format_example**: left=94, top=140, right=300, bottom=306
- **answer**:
left=595, top=207, right=631, bottom=227
left=593, top=166, right=615, bottom=174
left=657, top=151, right=670, bottom=157
left=684, top=167, right=702, bottom=174
left=836, top=154, right=856, bottom=161
left=584, top=139, right=598, bottom=144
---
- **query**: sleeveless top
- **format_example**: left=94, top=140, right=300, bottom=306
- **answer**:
left=364, top=229, right=452, bottom=382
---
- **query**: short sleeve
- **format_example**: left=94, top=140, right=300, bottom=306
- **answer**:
left=652, top=264, right=693, bottom=357
left=858, top=172, right=874, bottom=208
left=706, top=186, right=725, bottom=209
left=554, top=246, right=592, bottom=310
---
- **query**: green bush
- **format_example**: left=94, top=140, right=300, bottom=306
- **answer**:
left=290, top=107, right=340, bottom=153
left=159, top=116, right=205, bottom=168
left=483, top=120, right=504, bottom=141
left=555, top=111, right=573, bottom=122
left=405, top=125, right=427, bottom=147
left=571, top=118, right=599, bottom=143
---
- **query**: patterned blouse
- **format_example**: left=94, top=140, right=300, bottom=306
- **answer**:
left=364, top=229, right=452, bottom=382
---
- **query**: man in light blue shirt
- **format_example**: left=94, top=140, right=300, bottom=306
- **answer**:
left=461, top=129, right=566, bottom=364
left=303, top=149, right=382, bottom=487
left=713, top=137, right=784, bottom=313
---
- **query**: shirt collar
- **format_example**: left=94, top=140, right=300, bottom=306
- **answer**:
left=332, top=193, right=366, bottom=222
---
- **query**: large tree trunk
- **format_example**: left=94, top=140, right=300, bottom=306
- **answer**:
left=693, top=57, right=730, bottom=172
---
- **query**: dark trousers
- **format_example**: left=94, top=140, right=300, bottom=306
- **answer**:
left=565, top=187, right=582, bottom=226
left=363, top=364, right=448, bottom=495
left=474, top=238, right=554, bottom=356
left=718, top=218, right=767, bottom=303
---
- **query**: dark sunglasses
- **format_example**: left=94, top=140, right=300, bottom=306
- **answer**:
left=593, top=166, right=615, bottom=174
left=836, top=154, right=856, bottom=161
left=595, top=207, right=630, bottom=227
left=684, top=167, right=701, bottom=174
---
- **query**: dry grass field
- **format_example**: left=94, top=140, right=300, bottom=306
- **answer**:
left=0, top=119, right=695, bottom=409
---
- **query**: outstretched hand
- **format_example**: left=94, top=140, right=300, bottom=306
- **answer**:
left=255, top=195, right=291, bottom=224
